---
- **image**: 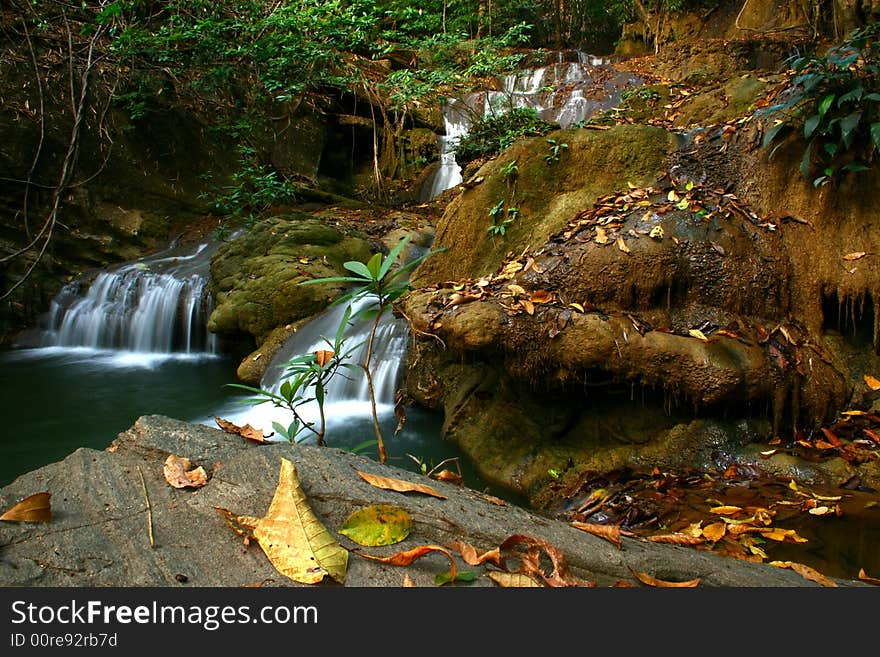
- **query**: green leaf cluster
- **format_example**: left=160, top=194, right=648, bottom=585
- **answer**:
left=760, top=21, right=880, bottom=187
left=455, top=107, right=557, bottom=165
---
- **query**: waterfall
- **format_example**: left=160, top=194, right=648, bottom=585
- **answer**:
left=422, top=51, right=637, bottom=199
left=37, top=239, right=219, bottom=357
left=239, top=294, right=410, bottom=436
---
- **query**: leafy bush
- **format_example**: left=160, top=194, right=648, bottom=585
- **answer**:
left=455, top=108, right=557, bottom=165
left=761, top=22, right=880, bottom=187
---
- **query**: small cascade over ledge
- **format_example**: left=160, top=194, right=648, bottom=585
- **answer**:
left=34, top=239, right=219, bottom=357
left=422, top=50, right=638, bottom=200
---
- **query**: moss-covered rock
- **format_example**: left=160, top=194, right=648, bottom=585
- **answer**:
left=208, top=215, right=372, bottom=343
left=413, top=125, right=680, bottom=284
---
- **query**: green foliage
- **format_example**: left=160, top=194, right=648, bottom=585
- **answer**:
left=487, top=200, right=519, bottom=238
left=227, top=305, right=358, bottom=446
left=500, top=159, right=519, bottom=180
left=760, top=22, right=880, bottom=187
left=295, top=235, right=444, bottom=462
left=455, top=108, right=557, bottom=165
left=544, top=138, right=569, bottom=164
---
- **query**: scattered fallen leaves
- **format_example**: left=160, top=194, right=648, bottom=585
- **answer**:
left=214, top=416, right=272, bottom=444
left=338, top=504, right=412, bottom=547
left=628, top=566, right=700, bottom=588
left=163, top=455, right=208, bottom=489
left=214, top=458, right=347, bottom=584
left=499, top=534, right=594, bottom=587
left=356, top=470, right=447, bottom=499
left=570, top=521, right=622, bottom=549
left=0, top=492, right=51, bottom=523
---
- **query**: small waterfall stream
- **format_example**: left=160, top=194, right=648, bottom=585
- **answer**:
left=39, top=240, right=218, bottom=356
left=422, top=52, right=635, bottom=200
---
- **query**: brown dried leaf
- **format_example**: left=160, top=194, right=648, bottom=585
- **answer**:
left=0, top=492, right=51, bottom=523
left=521, top=299, right=535, bottom=316
left=616, top=236, right=631, bottom=254
left=628, top=566, right=700, bottom=588
left=431, top=469, right=463, bottom=486
left=647, top=533, right=706, bottom=546
left=771, top=561, right=837, bottom=587
left=570, top=521, right=622, bottom=549
left=487, top=572, right=544, bottom=587
left=163, top=455, right=208, bottom=489
left=448, top=539, right=504, bottom=568
left=842, top=252, right=867, bottom=261
left=594, top=226, right=609, bottom=244
left=402, top=574, right=416, bottom=587
left=356, top=470, right=447, bottom=499
left=499, top=534, right=594, bottom=587
left=359, top=545, right=457, bottom=581
left=214, top=416, right=272, bottom=444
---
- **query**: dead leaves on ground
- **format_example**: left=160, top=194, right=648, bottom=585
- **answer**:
left=0, top=492, right=52, bottom=523
left=215, top=458, right=348, bottom=585
left=214, top=416, right=272, bottom=444
left=163, top=455, right=208, bottom=489
left=356, top=470, right=447, bottom=499
left=627, top=566, right=701, bottom=588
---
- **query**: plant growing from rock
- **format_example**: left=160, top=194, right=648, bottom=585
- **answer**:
left=297, top=235, right=441, bottom=463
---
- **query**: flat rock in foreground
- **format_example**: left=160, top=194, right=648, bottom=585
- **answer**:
left=0, top=415, right=855, bottom=587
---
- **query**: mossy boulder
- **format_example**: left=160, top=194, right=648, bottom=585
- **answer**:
left=208, top=215, right=372, bottom=343
left=413, top=125, right=680, bottom=285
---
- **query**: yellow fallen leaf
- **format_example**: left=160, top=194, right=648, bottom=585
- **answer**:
left=616, top=236, right=631, bottom=254
left=339, top=505, right=411, bottom=547
left=521, top=300, right=535, bottom=315
left=807, top=506, right=833, bottom=516
left=163, top=455, right=208, bottom=489
left=595, top=226, right=609, bottom=244
left=710, top=505, right=743, bottom=515
left=864, top=375, right=880, bottom=391
left=842, top=252, right=867, bottom=261
left=219, top=458, right=348, bottom=585
left=506, top=284, right=527, bottom=297
left=0, top=492, right=51, bottom=523
left=649, top=225, right=664, bottom=240
left=761, top=528, right=808, bottom=543
left=487, top=572, right=543, bottom=587
left=356, top=470, right=446, bottom=499
left=702, top=523, right=727, bottom=542
left=569, top=302, right=585, bottom=313
left=689, top=329, right=709, bottom=342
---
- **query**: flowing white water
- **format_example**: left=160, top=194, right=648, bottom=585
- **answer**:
left=422, top=51, right=635, bottom=199
left=35, top=239, right=219, bottom=363
left=229, top=295, right=410, bottom=437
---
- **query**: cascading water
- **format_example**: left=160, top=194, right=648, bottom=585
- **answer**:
left=37, top=239, right=219, bottom=357
left=422, top=51, right=637, bottom=200
left=233, top=294, right=411, bottom=437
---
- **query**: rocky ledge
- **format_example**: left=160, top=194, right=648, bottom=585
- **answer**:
left=0, top=415, right=862, bottom=587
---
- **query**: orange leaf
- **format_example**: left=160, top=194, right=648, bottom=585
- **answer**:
left=402, top=574, right=416, bottom=587
left=356, top=470, right=447, bottom=499
left=431, top=469, right=463, bottom=486
left=521, top=299, right=535, bottom=315
left=628, top=566, right=700, bottom=587
left=0, top=492, right=51, bottom=523
left=570, top=521, right=622, bottom=549
left=163, top=455, right=208, bottom=489
left=529, top=290, right=554, bottom=304
left=448, top=539, right=504, bottom=567
left=865, top=375, right=880, bottom=391
left=315, top=350, right=334, bottom=368
left=359, top=545, right=457, bottom=581
left=499, top=534, right=594, bottom=587
left=858, top=568, right=880, bottom=586
left=842, top=251, right=867, bottom=261
left=820, top=428, right=842, bottom=447
left=214, top=416, right=271, bottom=444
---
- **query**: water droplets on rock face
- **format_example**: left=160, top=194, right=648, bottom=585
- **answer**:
left=38, top=240, right=219, bottom=355
left=422, top=51, right=637, bottom=200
